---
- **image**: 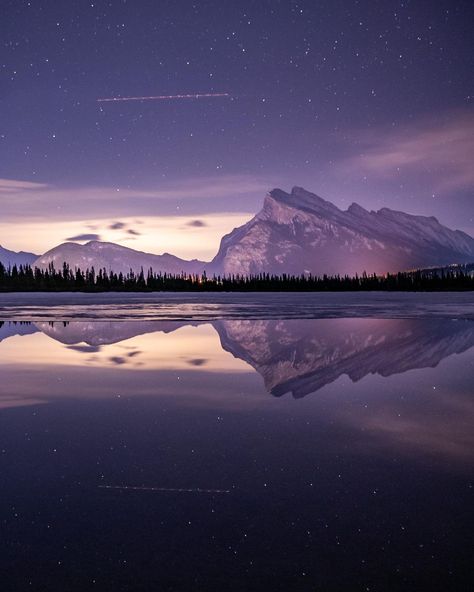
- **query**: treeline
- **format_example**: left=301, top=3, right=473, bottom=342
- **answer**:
left=0, top=261, right=472, bottom=292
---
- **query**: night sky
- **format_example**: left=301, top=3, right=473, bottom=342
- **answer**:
left=1, top=0, right=473, bottom=258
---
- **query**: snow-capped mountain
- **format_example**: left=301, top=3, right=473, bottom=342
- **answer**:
left=0, top=245, right=38, bottom=268
left=34, top=241, right=205, bottom=276
left=209, top=187, right=474, bottom=276
left=15, top=186, right=474, bottom=277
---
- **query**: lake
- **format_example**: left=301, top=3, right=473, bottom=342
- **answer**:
left=0, top=293, right=472, bottom=591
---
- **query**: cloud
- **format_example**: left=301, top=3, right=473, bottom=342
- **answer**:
left=0, top=179, right=48, bottom=192
left=186, top=219, right=207, bottom=227
left=65, top=233, right=101, bottom=242
left=66, top=345, right=102, bottom=353
left=0, top=174, right=270, bottom=222
left=0, top=212, right=253, bottom=261
left=109, top=356, right=127, bottom=365
left=108, top=221, right=141, bottom=237
left=187, top=358, right=208, bottom=366
left=342, top=111, right=474, bottom=193
left=339, top=391, right=474, bottom=465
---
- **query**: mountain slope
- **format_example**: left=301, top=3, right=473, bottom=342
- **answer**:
left=209, top=187, right=474, bottom=276
left=0, top=245, right=38, bottom=268
left=33, top=241, right=205, bottom=276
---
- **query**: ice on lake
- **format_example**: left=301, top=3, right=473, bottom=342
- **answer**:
left=0, top=290, right=473, bottom=320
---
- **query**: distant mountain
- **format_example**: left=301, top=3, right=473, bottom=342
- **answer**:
left=34, top=241, right=205, bottom=276
left=412, top=262, right=474, bottom=277
left=208, top=187, right=474, bottom=276
left=0, top=245, right=38, bottom=268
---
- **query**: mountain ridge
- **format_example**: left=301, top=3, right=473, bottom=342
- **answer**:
left=4, top=186, right=474, bottom=277
left=34, top=240, right=205, bottom=276
left=0, top=245, right=38, bottom=268
left=208, top=186, right=474, bottom=276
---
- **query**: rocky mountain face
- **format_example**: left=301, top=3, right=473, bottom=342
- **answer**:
left=0, top=245, right=38, bottom=268
left=209, top=187, right=474, bottom=276
left=33, top=241, right=205, bottom=276
left=7, top=186, right=474, bottom=277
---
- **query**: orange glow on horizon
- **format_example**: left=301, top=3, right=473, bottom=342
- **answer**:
left=0, top=213, right=253, bottom=260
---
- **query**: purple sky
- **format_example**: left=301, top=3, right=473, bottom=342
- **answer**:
left=1, top=0, right=473, bottom=256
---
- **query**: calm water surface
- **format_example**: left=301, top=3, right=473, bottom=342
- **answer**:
left=0, top=305, right=472, bottom=591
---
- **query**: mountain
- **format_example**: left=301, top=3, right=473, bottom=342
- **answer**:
left=0, top=245, right=38, bottom=268
left=208, top=187, right=474, bottom=276
left=412, top=262, right=474, bottom=277
left=21, top=187, right=474, bottom=277
left=34, top=240, right=205, bottom=276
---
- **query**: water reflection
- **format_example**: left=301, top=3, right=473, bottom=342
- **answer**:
left=1, top=318, right=473, bottom=397
left=0, top=321, right=247, bottom=374
left=0, top=318, right=472, bottom=590
left=215, top=318, right=474, bottom=397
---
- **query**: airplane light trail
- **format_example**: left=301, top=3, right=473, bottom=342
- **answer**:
left=97, top=92, right=231, bottom=103
left=98, top=485, right=231, bottom=494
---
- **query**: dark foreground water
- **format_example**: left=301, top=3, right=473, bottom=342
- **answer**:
left=0, top=296, right=473, bottom=591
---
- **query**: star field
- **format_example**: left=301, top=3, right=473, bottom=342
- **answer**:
left=0, top=0, right=473, bottom=253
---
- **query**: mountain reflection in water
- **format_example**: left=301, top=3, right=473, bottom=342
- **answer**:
left=0, top=317, right=472, bottom=591
left=1, top=318, right=473, bottom=398
left=2, top=317, right=472, bottom=467
left=215, top=318, right=474, bottom=397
